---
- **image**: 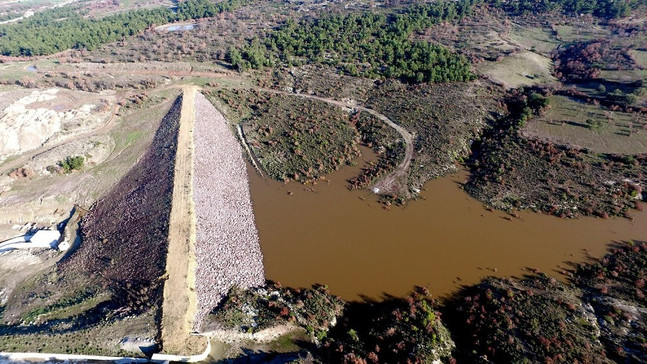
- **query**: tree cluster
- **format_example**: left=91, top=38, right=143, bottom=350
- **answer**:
left=553, top=40, right=638, bottom=82
left=59, top=155, right=85, bottom=173
left=488, top=0, right=637, bottom=19
left=230, top=0, right=483, bottom=83
left=0, top=0, right=251, bottom=56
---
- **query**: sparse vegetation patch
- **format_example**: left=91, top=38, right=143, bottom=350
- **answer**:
left=210, top=89, right=360, bottom=183
left=206, top=282, right=343, bottom=339
left=466, top=87, right=647, bottom=218
left=321, top=287, right=455, bottom=363
left=575, top=242, right=647, bottom=363
left=446, top=274, right=612, bottom=363
left=366, top=80, right=497, bottom=192
left=58, top=155, right=84, bottom=173
left=0, top=0, right=253, bottom=56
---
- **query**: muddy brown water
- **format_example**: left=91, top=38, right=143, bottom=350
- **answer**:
left=248, top=150, right=647, bottom=301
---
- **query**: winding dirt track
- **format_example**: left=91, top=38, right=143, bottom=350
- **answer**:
left=252, top=88, right=415, bottom=195
left=160, top=85, right=205, bottom=355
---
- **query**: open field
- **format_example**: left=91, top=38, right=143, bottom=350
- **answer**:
left=507, top=25, right=560, bottom=55
left=553, top=23, right=611, bottom=42
left=525, top=95, right=647, bottom=154
left=634, top=50, right=647, bottom=67
left=477, top=50, right=558, bottom=88
left=599, top=69, right=647, bottom=83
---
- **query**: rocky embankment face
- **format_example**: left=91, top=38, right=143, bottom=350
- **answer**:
left=193, top=92, right=265, bottom=328
left=59, top=96, right=181, bottom=312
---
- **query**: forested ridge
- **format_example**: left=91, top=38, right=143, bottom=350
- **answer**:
left=1, top=0, right=641, bottom=58
left=489, top=0, right=643, bottom=18
left=0, top=0, right=252, bottom=56
left=230, top=0, right=483, bottom=83
left=229, top=0, right=644, bottom=83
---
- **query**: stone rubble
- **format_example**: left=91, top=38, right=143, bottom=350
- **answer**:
left=192, top=92, right=265, bottom=328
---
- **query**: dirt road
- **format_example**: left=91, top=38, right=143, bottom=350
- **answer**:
left=252, top=88, right=414, bottom=196
left=160, top=85, right=205, bottom=354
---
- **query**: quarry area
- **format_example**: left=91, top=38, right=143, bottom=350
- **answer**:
left=0, top=88, right=113, bottom=164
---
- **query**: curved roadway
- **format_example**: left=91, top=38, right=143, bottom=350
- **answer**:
left=252, top=88, right=414, bottom=195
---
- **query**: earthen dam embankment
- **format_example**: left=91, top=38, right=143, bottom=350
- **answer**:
left=192, top=92, right=265, bottom=328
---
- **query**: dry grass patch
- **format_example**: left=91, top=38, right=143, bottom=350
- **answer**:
left=525, top=95, right=647, bottom=154
left=634, top=50, right=647, bottom=67
left=553, top=24, right=610, bottom=42
left=477, top=50, right=557, bottom=88
left=599, top=69, right=647, bottom=83
left=0, top=308, right=158, bottom=357
left=507, top=25, right=560, bottom=55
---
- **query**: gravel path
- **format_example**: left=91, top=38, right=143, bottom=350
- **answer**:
left=193, top=92, right=265, bottom=328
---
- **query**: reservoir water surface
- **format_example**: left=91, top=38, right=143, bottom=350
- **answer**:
left=249, top=153, right=647, bottom=301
